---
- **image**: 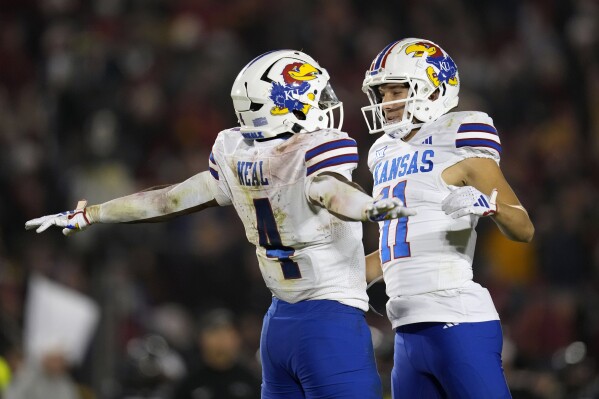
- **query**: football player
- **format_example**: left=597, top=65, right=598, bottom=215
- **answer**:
left=361, top=38, right=534, bottom=398
left=26, top=50, right=416, bottom=399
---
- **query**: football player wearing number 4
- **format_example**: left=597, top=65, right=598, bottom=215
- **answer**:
left=26, top=50, right=415, bottom=399
left=361, top=38, right=535, bottom=399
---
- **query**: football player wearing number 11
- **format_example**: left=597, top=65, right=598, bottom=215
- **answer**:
left=26, top=50, right=415, bottom=399
left=361, top=38, right=535, bottom=398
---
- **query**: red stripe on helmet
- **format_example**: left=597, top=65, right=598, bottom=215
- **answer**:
left=380, top=41, right=401, bottom=69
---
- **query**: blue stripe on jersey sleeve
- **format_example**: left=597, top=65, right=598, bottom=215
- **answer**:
left=209, top=167, right=219, bottom=180
left=209, top=152, right=216, bottom=164
left=306, top=154, right=359, bottom=176
left=305, top=139, right=357, bottom=162
left=457, top=123, right=498, bottom=135
left=456, top=138, right=502, bottom=154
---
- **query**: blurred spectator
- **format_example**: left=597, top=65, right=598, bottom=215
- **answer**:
left=117, top=333, right=187, bottom=399
left=5, top=351, right=81, bottom=399
left=3, top=274, right=99, bottom=399
left=172, top=307, right=261, bottom=399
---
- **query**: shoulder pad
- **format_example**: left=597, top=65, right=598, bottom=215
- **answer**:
left=304, top=129, right=358, bottom=177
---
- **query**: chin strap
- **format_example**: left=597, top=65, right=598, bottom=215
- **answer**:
left=385, top=120, right=423, bottom=139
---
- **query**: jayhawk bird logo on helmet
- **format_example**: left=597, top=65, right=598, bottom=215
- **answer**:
left=270, top=62, right=318, bottom=116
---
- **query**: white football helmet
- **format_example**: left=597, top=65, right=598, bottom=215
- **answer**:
left=361, top=38, right=460, bottom=139
left=231, top=50, right=344, bottom=140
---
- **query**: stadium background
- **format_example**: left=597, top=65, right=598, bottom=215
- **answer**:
left=1, top=0, right=598, bottom=398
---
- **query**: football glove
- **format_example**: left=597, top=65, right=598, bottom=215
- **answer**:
left=441, top=186, right=497, bottom=219
left=366, top=197, right=417, bottom=222
left=25, top=200, right=92, bottom=236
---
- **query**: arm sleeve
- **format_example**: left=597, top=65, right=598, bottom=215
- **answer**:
left=90, top=170, right=221, bottom=223
left=305, top=173, right=373, bottom=222
left=454, top=112, right=501, bottom=164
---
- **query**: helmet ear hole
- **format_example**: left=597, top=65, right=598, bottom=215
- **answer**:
left=292, top=110, right=307, bottom=120
left=429, top=88, right=441, bottom=101
left=250, top=102, right=263, bottom=111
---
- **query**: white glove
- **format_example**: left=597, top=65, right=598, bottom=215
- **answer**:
left=366, top=197, right=417, bottom=222
left=441, top=186, right=497, bottom=219
left=25, top=200, right=92, bottom=236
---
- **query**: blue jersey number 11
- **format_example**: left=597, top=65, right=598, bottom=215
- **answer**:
left=253, top=198, right=302, bottom=279
left=379, top=181, right=411, bottom=263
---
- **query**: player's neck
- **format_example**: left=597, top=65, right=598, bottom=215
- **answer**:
left=401, top=128, right=420, bottom=142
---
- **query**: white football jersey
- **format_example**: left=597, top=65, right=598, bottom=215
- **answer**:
left=209, top=128, right=369, bottom=311
left=368, top=111, right=502, bottom=328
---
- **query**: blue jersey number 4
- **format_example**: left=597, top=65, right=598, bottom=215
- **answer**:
left=253, top=198, right=302, bottom=279
left=379, top=181, right=411, bottom=263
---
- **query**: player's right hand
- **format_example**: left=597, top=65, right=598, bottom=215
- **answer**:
left=441, top=186, right=497, bottom=219
left=25, top=200, right=92, bottom=236
left=366, top=197, right=417, bottom=222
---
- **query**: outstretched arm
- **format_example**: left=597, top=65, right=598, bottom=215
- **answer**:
left=306, top=171, right=416, bottom=222
left=25, top=171, right=222, bottom=236
left=89, top=171, right=220, bottom=223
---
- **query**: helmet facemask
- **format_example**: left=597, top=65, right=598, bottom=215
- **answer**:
left=362, top=78, right=422, bottom=139
left=317, top=82, right=344, bottom=131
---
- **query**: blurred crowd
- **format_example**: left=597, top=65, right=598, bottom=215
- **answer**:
left=1, top=0, right=598, bottom=398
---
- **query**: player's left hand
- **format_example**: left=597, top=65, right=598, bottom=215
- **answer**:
left=442, top=186, right=497, bottom=219
left=366, top=197, right=417, bottom=222
left=25, top=200, right=92, bottom=236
